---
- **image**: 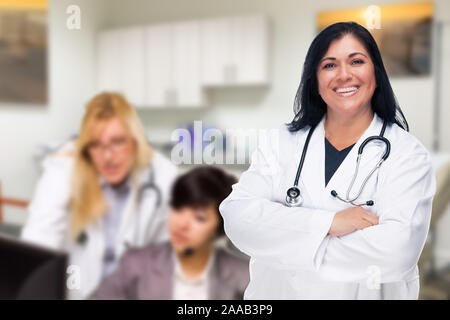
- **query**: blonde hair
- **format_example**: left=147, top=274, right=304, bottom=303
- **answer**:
left=70, top=92, right=152, bottom=238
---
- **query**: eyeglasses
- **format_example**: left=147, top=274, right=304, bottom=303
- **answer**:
left=87, top=136, right=132, bottom=156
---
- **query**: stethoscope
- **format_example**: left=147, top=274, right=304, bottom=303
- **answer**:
left=285, top=120, right=390, bottom=207
left=76, top=165, right=162, bottom=249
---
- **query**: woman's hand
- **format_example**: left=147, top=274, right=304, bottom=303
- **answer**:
left=328, top=206, right=379, bottom=237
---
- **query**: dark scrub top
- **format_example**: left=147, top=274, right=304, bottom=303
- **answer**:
left=325, top=138, right=355, bottom=186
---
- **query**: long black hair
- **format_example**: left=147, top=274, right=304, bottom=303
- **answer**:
left=287, top=22, right=408, bottom=132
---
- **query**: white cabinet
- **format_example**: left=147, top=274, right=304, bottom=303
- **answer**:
left=145, top=21, right=204, bottom=108
left=232, top=15, right=269, bottom=84
left=145, top=24, right=172, bottom=107
left=200, top=17, right=231, bottom=86
left=201, top=15, right=269, bottom=86
left=120, top=28, right=146, bottom=106
left=97, top=30, right=121, bottom=93
left=97, top=15, right=270, bottom=108
left=173, top=21, right=204, bottom=107
left=97, top=27, right=145, bottom=106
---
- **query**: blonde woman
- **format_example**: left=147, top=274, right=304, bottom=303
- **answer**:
left=21, top=92, right=178, bottom=299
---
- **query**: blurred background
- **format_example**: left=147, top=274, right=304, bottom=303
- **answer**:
left=0, top=0, right=449, bottom=299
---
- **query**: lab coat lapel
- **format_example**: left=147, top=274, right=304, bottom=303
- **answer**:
left=325, top=114, right=386, bottom=202
left=299, top=117, right=326, bottom=208
left=116, top=165, right=156, bottom=252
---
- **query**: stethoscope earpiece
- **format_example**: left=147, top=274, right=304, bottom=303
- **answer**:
left=331, top=189, right=375, bottom=206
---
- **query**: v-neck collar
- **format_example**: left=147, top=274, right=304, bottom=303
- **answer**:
left=324, top=113, right=385, bottom=193
left=299, top=113, right=385, bottom=208
left=324, top=137, right=356, bottom=187
left=325, top=137, right=355, bottom=153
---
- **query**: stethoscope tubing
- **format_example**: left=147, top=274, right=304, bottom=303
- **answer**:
left=77, top=165, right=162, bottom=246
left=286, top=119, right=390, bottom=207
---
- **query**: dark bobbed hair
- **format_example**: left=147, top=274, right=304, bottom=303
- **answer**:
left=287, top=21, right=408, bottom=132
left=170, top=166, right=237, bottom=238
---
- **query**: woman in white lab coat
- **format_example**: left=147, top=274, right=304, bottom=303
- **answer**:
left=219, top=22, right=436, bottom=299
left=21, top=92, right=178, bottom=299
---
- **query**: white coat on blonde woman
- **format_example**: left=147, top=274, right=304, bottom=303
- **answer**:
left=21, top=141, right=177, bottom=299
left=219, top=113, right=435, bottom=299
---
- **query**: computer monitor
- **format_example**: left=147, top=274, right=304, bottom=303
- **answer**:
left=0, top=235, right=67, bottom=299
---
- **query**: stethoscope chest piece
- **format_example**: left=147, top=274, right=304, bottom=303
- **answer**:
left=286, top=186, right=303, bottom=207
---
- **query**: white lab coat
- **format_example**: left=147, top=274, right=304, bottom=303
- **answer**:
left=219, top=113, right=436, bottom=299
left=21, top=141, right=178, bottom=299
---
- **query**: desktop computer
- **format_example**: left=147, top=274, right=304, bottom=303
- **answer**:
left=0, top=235, right=67, bottom=299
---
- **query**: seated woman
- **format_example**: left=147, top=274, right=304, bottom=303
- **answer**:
left=92, top=166, right=250, bottom=300
left=21, top=92, right=178, bottom=299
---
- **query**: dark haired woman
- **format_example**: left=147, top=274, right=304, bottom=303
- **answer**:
left=220, top=22, right=435, bottom=299
left=92, top=166, right=249, bottom=299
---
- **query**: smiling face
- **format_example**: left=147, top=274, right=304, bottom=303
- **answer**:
left=87, top=116, right=137, bottom=185
left=317, top=34, right=376, bottom=118
left=169, top=205, right=219, bottom=254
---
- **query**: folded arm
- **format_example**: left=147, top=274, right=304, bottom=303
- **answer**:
left=219, top=130, right=336, bottom=270
left=318, top=151, right=435, bottom=282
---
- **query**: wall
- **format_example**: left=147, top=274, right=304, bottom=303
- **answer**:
left=436, top=0, right=450, bottom=151
left=432, top=0, right=450, bottom=268
left=0, top=0, right=109, bottom=224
